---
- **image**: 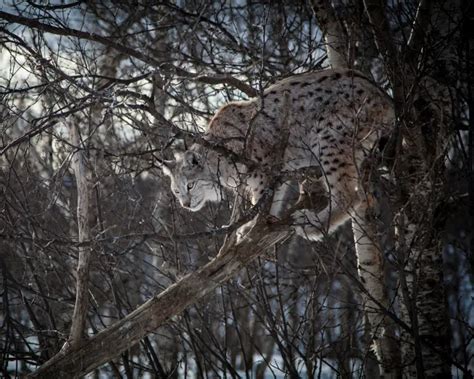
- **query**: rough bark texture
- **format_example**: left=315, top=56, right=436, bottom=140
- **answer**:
left=28, top=86, right=314, bottom=379
left=396, top=179, right=452, bottom=378
left=28, top=218, right=301, bottom=377
left=414, top=243, right=451, bottom=378
left=362, top=0, right=455, bottom=376
left=1, top=2, right=469, bottom=378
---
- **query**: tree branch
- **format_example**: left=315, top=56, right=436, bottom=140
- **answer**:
left=0, top=10, right=162, bottom=67
left=0, top=10, right=257, bottom=97
left=405, top=0, right=432, bottom=63
left=28, top=95, right=324, bottom=377
left=363, top=0, right=405, bottom=111
left=189, top=73, right=257, bottom=97
left=27, top=220, right=293, bottom=378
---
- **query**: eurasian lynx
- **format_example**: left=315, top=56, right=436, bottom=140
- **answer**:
left=160, top=68, right=394, bottom=240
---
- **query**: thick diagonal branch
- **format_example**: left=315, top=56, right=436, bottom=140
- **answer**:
left=28, top=223, right=292, bottom=378
left=28, top=82, right=313, bottom=379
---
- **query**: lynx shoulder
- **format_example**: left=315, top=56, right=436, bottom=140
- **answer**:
left=160, top=68, right=394, bottom=240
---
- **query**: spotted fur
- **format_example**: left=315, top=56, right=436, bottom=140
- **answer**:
left=160, top=68, right=394, bottom=240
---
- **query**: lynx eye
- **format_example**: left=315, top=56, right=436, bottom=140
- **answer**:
left=187, top=182, right=195, bottom=191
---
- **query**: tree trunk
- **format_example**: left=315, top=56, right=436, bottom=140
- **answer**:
left=310, top=0, right=348, bottom=68
left=312, top=1, right=401, bottom=375
left=352, top=197, right=401, bottom=377
left=68, top=124, right=92, bottom=349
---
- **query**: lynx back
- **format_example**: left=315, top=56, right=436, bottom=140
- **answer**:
left=160, top=68, right=394, bottom=240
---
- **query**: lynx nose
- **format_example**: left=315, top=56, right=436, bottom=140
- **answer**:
left=181, top=198, right=191, bottom=208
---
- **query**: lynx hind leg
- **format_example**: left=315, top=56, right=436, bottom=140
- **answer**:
left=293, top=163, right=361, bottom=241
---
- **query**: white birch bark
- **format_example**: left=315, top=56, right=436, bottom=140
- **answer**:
left=395, top=175, right=452, bottom=378
left=311, top=1, right=400, bottom=375
left=310, top=0, right=347, bottom=68
left=351, top=195, right=400, bottom=378
left=362, top=0, right=456, bottom=376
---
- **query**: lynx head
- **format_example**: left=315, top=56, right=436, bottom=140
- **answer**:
left=158, top=149, right=222, bottom=211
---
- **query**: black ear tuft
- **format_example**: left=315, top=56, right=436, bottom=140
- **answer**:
left=184, top=151, right=201, bottom=167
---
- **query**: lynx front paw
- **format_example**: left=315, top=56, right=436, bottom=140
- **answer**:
left=236, top=219, right=257, bottom=244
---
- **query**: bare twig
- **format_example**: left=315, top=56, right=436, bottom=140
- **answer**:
left=0, top=10, right=256, bottom=97
left=406, top=0, right=432, bottom=62
left=0, top=10, right=163, bottom=67
left=27, top=220, right=295, bottom=378
left=183, top=73, right=257, bottom=98
left=363, top=0, right=405, bottom=111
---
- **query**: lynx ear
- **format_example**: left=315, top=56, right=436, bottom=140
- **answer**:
left=183, top=151, right=202, bottom=167
left=173, top=150, right=185, bottom=161
left=171, top=140, right=187, bottom=162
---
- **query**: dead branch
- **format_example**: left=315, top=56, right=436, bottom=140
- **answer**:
left=27, top=219, right=293, bottom=378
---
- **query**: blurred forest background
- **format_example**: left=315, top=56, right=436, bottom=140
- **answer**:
left=0, top=0, right=472, bottom=378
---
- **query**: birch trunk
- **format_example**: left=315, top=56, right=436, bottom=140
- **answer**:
left=396, top=167, right=452, bottom=378
left=311, top=1, right=400, bottom=375
left=310, top=0, right=347, bottom=68
left=352, top=196, right=400, bottom=377
left=361, top=0, right=457, bottom=376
